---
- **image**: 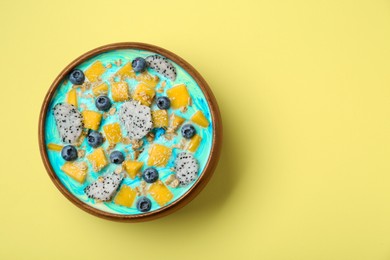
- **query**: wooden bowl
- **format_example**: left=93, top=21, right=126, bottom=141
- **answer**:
left=38, top=42, right=222, bottom=222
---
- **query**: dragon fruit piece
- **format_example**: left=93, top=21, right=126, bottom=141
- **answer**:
left=84, top=173, right=123, bottom=201
left=174, top=152, right=199, bottom=186
left=145, top=55, right=177, bottom=81
left=53, top=103, right=83, bottom=144
left=119, top=101, right=153, bottom=140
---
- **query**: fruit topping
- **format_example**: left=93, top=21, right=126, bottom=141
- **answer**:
left=132, top=57, right=147, bottom=73
left=103, top=123, right=122, bottom=144
left=114, top=185, right=137, bottom=207
left=82, top=110, right=102, bottom=131
left=119, top=101, right=153, bottom=140
left=136, top=196, right=152, bottom=212
left=92, top=82, right=109, bottom=97
left=156, top=96, right=171, bottom=109
left=152, top=110, right=169, bottom=128
left=87, top=131, right=104, bottom=148
left=148, top=181, right=173, bottom=206
left=87, top=147, right=108, bottom=172
left=61, top=145, right=78, bottom=161
left=67, top=89, right=78, bottom=107
left=95, top=95, right=112, bottom=111
left=132, top=83, right=156, bottom=106
left=191, top=110, right=209, bottom=127
left=69, top=69, right=85, bottom=85
left=116, top=62, right=136, bottom=79
left=110, top=150, right=125, bottom=164
left=181, top=124, right=196, bottom=139
left=53, top=103, right=83, bottom=144
left=147, top=144, right=172, bottom=167
left=123, top=160, right=144, bottom=179
left=142, top=167, right=159, bottom=183
left=85, top=61, right=105, bottom=82
left=61, top=161, right=88, bottom=183
left=111, top=81, right=130, bottom=102
left=145, top=55, right=177, bottom=81
left=84, top=173, right=123, bottom=201
left=166, top=84, right=191, bottom=109
left=187, top=134, right=202, bottom=153
left=174, top=152, right=199, bottom=186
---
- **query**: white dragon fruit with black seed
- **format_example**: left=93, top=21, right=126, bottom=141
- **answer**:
left=145, top=55, right=177, bottom=81
left=174, top=152, right=199, bottom=186
left=84, top=173, right=123, bottom=201
left=119, top=101, right=153, bottom=140
left=53, top=103, right=83, bottom=144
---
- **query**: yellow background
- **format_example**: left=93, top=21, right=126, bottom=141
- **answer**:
left=1, top=0, right=390, bottom=259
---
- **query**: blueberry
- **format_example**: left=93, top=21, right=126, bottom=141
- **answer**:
left=69, top=69, right=85, bottom=85
left=87, top=131, right=103, bottom=148
left=181, top=124, right=196, bottom=139
left=156, top=96, right=171, bottom=109
left=95, top=95, right=112, bottom=111
left=110, top=150, right=124, bottom=164
left=61, top=145, right=78, bottom=161
left=136, top=197, right=152, bottom=212
left=142, top=167, right=159, bottom=183
left=132, top=57, right=147, bottom=73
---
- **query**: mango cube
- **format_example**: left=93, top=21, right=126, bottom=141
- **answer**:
left=87, top=147, right=108, bottom=172
left=187, top=134, right=202, bottom=153
left=152, top=110, right=168, bottom=128
left=61, top=162, right=88, bottom=183
left=148, top=181, right=173, bottom=206
left=123, top=160, right=144, bottom=179
left=116, top=62, right=135, bottom=79
left=82, top=110, right=102, bottom=130
left=114, top=185, right=137, bottom=207
left=167, top=84, right=191, bottom=109
left=170, top=113, right=185, bottom=130
left=67, top=89, right=78, bottom=107
left=136, top=72, right=160, bottom=88
left=111, top=81, right=130, bottom=102
left=147, top=144, right=172, bottom=167
left=92, top=82, right=109, bottom=96
left=47, top=143, right=63, bottom=152
left=132, top=83, right=155, bottom=106
left=191, top=110, right=209, bottom=127
left=103, top=123, right=122, bottom=144
left=85, top=61, right=105, bottom=82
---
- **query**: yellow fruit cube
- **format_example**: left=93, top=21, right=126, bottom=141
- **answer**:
left=111, top=81, right=130, bottom=102
left=92, top=82, right=109, bottom=96
left=167, top=84, right=191, bottom=109
left=67, top=89, right=77, bottom=107
left=123, top=160, right=144, bottom=179
left=132, top=83, right=155, bottom=106
left=61, top=162, right=88, bottom=183
left=116, top=62, right=135, bottom=79
left=170, top=113, right=185, bottom=130
left=87, top=147, right=108, bottom=172
left=103, top=123, right=122, bottom=144
left=85, top=61, right=106, bottom=82
left=114, top=185, right=137, bottom=207
left=187, top=134, right=202, bottom=152
left=82, top=110, right=102, bottom=130
left=47, top=143, right=63, bottom=152
left=136, top=72, right=160, bottom=88
left=148, top=181, right=173, bottom=206
left=191, top=110, right=209, bottom=127
left=152, top=110, right=168, bottom=128
left=147, top=144, right=172, bottom=167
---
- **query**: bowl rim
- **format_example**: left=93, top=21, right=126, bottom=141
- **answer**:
left=38, top=42, right=222, bottom=222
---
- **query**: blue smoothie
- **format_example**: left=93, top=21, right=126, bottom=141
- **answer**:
left=45, top=49, right=213, bottom=214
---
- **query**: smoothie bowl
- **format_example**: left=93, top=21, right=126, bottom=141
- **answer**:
left=38, top=43, right=222, bottom=222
